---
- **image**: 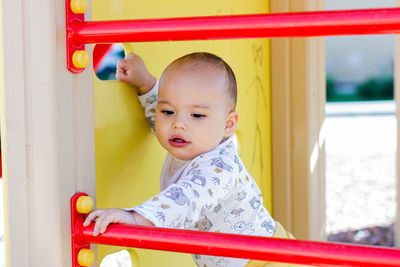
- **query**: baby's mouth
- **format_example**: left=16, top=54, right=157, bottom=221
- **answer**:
left=169, top=136, right=190, bottom=147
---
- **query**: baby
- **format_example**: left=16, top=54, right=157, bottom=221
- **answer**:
left=84, top=52, right=294, bottom=267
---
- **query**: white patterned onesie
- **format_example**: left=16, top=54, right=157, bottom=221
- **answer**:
left=132, top=82, right=277, bottom=267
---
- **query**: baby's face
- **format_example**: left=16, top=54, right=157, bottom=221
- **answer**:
left=155, top=66, right=236, bottom=161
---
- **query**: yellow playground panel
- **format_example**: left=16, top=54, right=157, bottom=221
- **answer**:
left=93, top=0, right=272, bottom=265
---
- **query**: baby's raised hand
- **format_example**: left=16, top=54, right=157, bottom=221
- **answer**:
left=116, top=53, right=156, bottom=95
left=83, top=208, right=136, bottom=236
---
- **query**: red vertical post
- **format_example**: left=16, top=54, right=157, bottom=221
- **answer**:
left=66, top=0, right=86, bottom=73
left=71, top=193, right=92, bottom=267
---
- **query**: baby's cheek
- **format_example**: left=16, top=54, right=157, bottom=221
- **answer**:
left=155, top=120, right=165, bottom=136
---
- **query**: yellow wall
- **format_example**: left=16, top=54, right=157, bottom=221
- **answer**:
left=93, top=1, right=271, bottom=266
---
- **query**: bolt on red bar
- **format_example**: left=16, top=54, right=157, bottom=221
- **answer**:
left=70, top=8, right=400, bottom=45
left=72, top=194, right=400, bottom=267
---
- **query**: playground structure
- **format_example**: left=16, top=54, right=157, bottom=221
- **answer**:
left=2, top=0, right=400, bottom=266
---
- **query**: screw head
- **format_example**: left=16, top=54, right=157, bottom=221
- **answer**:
left=78, top=248, right=95, bottom=266
left=72, top=50, right=90, bottom=69
left=70, top=0, right=88, bottom=14
left=76, top=195, right=94, bottom=214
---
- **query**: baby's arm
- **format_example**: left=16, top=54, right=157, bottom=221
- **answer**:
left=116, top=53, right=156, bottom=95
left=117, top=53, right=158, bottom=132
left=83, top=208, right=154, bottom=236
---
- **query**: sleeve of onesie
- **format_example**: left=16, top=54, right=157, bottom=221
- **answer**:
left=132, top=153, right=237, bottom=229
left=137, top=80, right=159, bottom=133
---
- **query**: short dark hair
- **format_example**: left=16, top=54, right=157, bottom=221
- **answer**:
left=165, top=52, right=237, bottom=109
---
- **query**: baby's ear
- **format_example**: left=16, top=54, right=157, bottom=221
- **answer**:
left=224, top=111, right=239, bottom=137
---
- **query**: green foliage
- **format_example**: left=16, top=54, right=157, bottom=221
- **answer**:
left=326, top=76, right=393, bottom=102
left=326, top=75, right=335, bottom=101
left=357, top=76, right=393, bottom=101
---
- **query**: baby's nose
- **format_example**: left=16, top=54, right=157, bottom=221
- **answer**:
left=172, top=116, right=187, bottom=130
left=173, top=121, right=186, bottom=130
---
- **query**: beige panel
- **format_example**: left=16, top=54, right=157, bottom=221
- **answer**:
left=0, top=1, right=29, bottom=265
left=271, top=0, right=326, bottom=241
left=1, top=0, right=96, bottom=266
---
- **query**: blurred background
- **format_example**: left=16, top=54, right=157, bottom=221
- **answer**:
left=325, top=0, right=397, bottom=246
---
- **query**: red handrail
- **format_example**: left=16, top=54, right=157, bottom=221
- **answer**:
left=78, top=224, right=400, bottom=267
left=70, top=8, right=400, bottom=44
left=66, top=6, right=400, bottom=72
left=71, top=193, right=400, bottom=267
left=66, top=5, right=400, bottom=72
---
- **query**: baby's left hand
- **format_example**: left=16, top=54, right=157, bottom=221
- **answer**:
left=83, top=208, right=136, bottom=236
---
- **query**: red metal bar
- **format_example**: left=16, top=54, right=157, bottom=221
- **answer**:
left=66, top=5, right=400, bottom=72
left=66, top=0, right=85, bottom=73
left=75, top=224, right=400, bottom=266
left=71, top=193, right=92, bottom=267
left=70, top=8, right=400, bottom=45
left=71, top=195, right=400, bottom=267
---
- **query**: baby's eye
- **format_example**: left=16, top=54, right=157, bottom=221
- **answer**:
left=161, top=110, right=174, bottom=115
left=191, top=113, right=206, bottom=118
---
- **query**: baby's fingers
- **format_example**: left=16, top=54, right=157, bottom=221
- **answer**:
left=116, top=61, right=131, bottom=83
left=93, top=210, right=118, bottom=236
left=83, top=209, right=105, bottom=227
left=115, top=68, right=126, bottom=81
left=116, top=58, right=127, bottom=71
